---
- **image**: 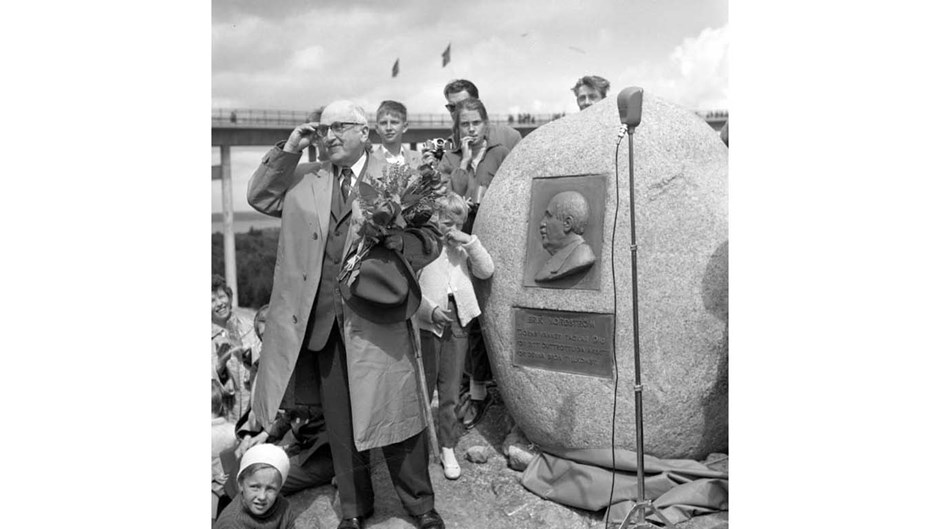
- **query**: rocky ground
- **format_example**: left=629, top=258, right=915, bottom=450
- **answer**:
left=282, top=388, right=729, bottom=529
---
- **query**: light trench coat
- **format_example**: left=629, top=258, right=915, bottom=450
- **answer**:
left=246, top=143, right=428, bottom=451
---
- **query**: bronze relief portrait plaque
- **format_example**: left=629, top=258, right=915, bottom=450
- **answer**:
left=523, top=175, right=606, bottom=290
left=513, top=307, right=614, bottom=379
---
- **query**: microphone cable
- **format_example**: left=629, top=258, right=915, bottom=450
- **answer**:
left=604, top=123, right=629, bottom=527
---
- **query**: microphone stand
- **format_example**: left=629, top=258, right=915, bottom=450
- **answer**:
left=615, top=121, right=675, bottom=529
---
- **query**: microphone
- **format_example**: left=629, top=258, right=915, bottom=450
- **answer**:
left=617, top=87, right=644, bottom=129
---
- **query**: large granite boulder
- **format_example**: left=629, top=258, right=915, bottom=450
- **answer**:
left=474, top=93, right=727, bottom=459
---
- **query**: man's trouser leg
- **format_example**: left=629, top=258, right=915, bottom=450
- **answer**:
left=315, top=323, right=374, bottom=518
left=380, top=429, right=435, bottom=516
left=279, top=448, right=335, bottom=495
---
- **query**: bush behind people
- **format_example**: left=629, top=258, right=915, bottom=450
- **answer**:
left=211, top=227, right=279, bottom=308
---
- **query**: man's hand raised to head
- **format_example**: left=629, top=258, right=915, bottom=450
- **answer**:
left=284, top=123, right=320, bottom=154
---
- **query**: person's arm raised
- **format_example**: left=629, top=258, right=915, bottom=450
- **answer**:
left=460, top=234, right=495, bottom=280
left=247, top=123, right=320, bottom=217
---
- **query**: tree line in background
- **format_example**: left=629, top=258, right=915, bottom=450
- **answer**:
left=211, top=228, right=279, bottom=308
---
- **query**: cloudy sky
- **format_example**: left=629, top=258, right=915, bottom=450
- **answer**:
left=212, top=0, right=728, bottom=213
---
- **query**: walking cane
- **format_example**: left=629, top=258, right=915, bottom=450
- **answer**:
left=409, top=317, right=441, bottom=464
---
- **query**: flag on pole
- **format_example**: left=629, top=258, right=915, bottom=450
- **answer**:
left=442, top=43, right=451, bottom=67
left=392, top=58, right=400, bottom=78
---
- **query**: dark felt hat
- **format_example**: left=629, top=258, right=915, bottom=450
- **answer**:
left=340, top=245, right=422, bottom=324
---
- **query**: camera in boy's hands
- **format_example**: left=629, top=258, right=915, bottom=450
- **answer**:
left=422, top=137, right=454, bottom=160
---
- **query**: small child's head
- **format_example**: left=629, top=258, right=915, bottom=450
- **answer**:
left=211, top=379, right=229, bottom=419
left=375, top=100, right=408, bottom=148
left=437, top=192, right=469, bottom=235
left=236, top=444, right=290, bottom=516
left=253, top=304, right=269, bottom=342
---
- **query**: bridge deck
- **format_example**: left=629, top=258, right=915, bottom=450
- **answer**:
left=211, top=108, right=726, bottom=146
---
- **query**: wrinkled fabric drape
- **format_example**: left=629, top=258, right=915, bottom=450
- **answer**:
left=521, top=447, right=728, bottom=525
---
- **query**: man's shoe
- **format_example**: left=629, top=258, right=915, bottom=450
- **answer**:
left=337, top=516, right=364, bottom=529
left=414, top=509, right=445, bottom=529
left=461, top=393, right=493, bottom=429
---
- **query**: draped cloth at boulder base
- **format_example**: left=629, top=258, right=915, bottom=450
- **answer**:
left=522, top=448, right=728, bottom=525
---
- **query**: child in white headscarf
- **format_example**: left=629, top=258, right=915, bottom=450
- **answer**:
left=213, top=444, right=294, bottom=529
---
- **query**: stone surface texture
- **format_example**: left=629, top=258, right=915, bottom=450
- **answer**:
left=473, top=94, right=728, bottom=459
left=502, top=425, right=539, bottom=471
left=465, top=445, right=493, bottom=464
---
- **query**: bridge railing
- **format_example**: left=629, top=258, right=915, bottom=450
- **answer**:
left=695, top=110, right=729, bottom=120
left=212, top=108, right=727, bottom=128
left=212, top=108, right=568, bottom=128
left=212, top=108, right=311, bottom=127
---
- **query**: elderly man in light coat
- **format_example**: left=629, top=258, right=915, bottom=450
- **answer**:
left=237, top=100, right=446, bottom=529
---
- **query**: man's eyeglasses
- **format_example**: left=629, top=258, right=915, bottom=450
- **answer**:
left=316, top=122, right=363, bottom=136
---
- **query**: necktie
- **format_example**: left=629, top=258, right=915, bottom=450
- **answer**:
left=340, top=167, right=353, bottom=201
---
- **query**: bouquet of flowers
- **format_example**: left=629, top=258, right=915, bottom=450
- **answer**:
left=338, top=163, right=447, bottom=287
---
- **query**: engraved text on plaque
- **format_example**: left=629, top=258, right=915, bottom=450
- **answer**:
left=513, top=307, right=614, bottom=378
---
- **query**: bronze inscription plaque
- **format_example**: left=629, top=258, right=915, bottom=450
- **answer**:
left=513, top=307, right=614, bottom=379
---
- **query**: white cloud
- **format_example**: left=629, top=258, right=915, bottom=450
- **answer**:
left=289, top=45, right=327, bottom=71
left=664, top=24, right=729, bottom=109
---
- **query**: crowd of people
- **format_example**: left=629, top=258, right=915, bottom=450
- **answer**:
left=210, top=75, right=613, bottom=529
